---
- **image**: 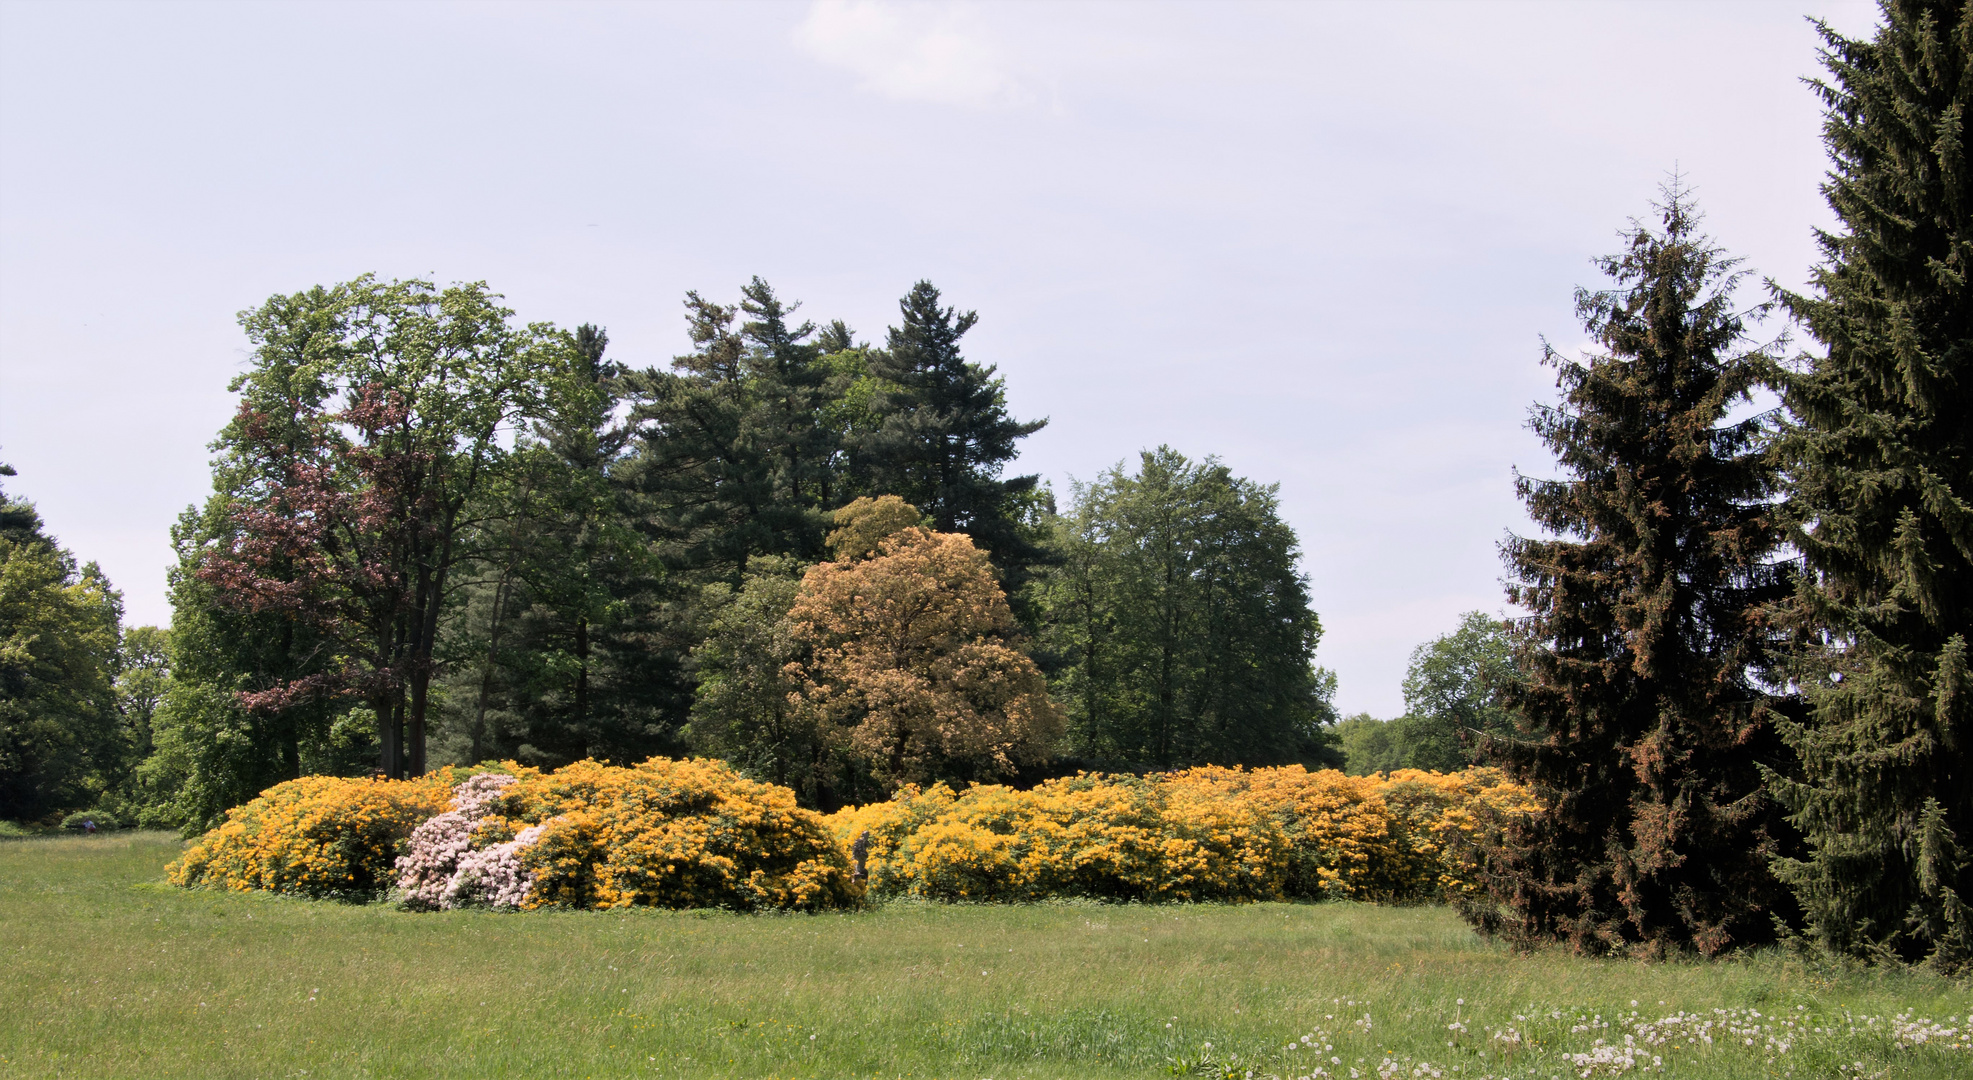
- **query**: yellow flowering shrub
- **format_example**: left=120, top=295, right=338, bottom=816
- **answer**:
left=1156, top=766, right=1403, bottom=900
left=1380, top=767, right=1543, bottom=899
left=828, top=770, right=1292, bottom=903
left=166, top=773, right=453, bottom=899
left=824, top=782, right=960, bottom=895
left=484, top=757, right=858, bottom=912
left=825, top=766, right=1537, bottom=904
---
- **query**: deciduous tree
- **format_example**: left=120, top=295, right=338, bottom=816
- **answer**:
left=0, top=466, right=123, bottom=822
left=1397, top=612, right=1520, bottom=771
left=1039, top=447, right=1335, bottom=770
left=787, top=505, right=1062, bottom=789
left=197, top=276, right=560, bottom=778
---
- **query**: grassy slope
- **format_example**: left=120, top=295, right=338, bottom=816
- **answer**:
left=1, top=833, right=1968, bottom=1079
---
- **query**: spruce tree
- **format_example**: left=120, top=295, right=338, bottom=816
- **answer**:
left=858, top=281, right=1048, bottom=584
left=1478, top=188, right=1799, bottom=957
left=1767, top=0, right=1973, bottom=967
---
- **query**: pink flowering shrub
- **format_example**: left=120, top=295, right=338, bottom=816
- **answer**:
left=442, top=822, right=547, bottom=909
left=394, top=773, right=543, bottom=910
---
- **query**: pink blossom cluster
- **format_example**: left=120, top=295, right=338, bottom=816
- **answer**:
left=442, top=822, right=547, bottom=909
left=394, top=773, right=542, bottom=910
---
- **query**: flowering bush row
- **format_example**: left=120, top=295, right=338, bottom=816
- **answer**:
left=169, top=758, right=858, bottom=911
left=823, top=766, right=1537, bottom=904
left=169, top=761, right=1531, bottom=909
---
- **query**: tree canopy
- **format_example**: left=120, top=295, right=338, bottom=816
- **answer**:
left=0, top=467, right=122, bottom=822
left=789, top=511, right=1062, bottom=791
left=1038, top=447, right=1337, bottom=771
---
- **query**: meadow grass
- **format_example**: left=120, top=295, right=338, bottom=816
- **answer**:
left=1, top=832, right=1968, bottom=1079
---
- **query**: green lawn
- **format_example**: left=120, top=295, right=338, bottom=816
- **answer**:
left=2, top=833, right=1968, bottom=1079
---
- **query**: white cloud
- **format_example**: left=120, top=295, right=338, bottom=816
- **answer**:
left=793, top=0, right=1032, bottom=109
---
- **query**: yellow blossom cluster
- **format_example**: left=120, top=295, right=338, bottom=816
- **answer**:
left=166, top=773, right=453, bottom=898
left=824, top=766, right=1536, bottom=903
left=1378, top=767, right=1544, bottom=899
left=481, top=757, right=859, bottom=912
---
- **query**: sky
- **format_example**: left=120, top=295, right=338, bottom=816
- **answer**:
left=0, top=0, right=1881, bottom=718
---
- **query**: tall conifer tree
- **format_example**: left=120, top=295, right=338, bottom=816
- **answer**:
left=1478, top=188, right=1798, bottom=957
left=858, top=282, right=1048, bottom=584
left=1767, top=0, right=1973, bottom=967
left=628, top=280, right=838, bottom=582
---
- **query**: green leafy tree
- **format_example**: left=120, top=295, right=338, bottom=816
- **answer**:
left=814, top=321, right=896, bottom=494
left=684, top=557, right=824, bottom=800
left=0, top=465, right=123, bottom=822
left=1476, top=188, right=1799, bottom=957
left=1395, top=612, right=1520, bottom=771
left=99, top=624, right=169, bottom=813
left=137, top=500, right=355, bottom=832
left=1766, top=0, right=1973, bottom=968
left=1336, top=713, right=1406, bottom=775
left=1039, top=447, right=1336, bottom=770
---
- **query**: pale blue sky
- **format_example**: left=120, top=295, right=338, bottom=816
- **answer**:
left=0, top=0, right=1878, bottom=716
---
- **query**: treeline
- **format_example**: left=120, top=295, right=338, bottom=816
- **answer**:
left=0, top=277, right=1338, bottom=831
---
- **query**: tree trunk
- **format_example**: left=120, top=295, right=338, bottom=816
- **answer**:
left=378, top=697, right=402, bottom=778
left=408, top=672, right=429, bottom=778
left=471, top=570, right=515, bottom=764
left=574, top=614, right=591, bottom=744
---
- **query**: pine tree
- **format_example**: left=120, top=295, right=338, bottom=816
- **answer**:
left=1478, top=188, right=1799, bottom=957
left=627, top=280, right=840, bottom=582
left=738, top=279, right=840, bottom=526
left=1767, top=0, right=1973, bottom=967
left=858, top=281, right=1048, bottom=585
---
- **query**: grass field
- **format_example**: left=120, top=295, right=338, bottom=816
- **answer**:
left=2, top=833, right=1969, bottom=1079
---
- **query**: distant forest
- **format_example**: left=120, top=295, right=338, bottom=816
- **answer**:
left=2, top=1, right=1967, bottom=968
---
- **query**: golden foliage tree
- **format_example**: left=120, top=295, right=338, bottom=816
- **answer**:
left=788, top=517, right=1062, bottom=789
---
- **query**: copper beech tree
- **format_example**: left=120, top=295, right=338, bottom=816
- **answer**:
left=786, top=497, right=1062, bottom=788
